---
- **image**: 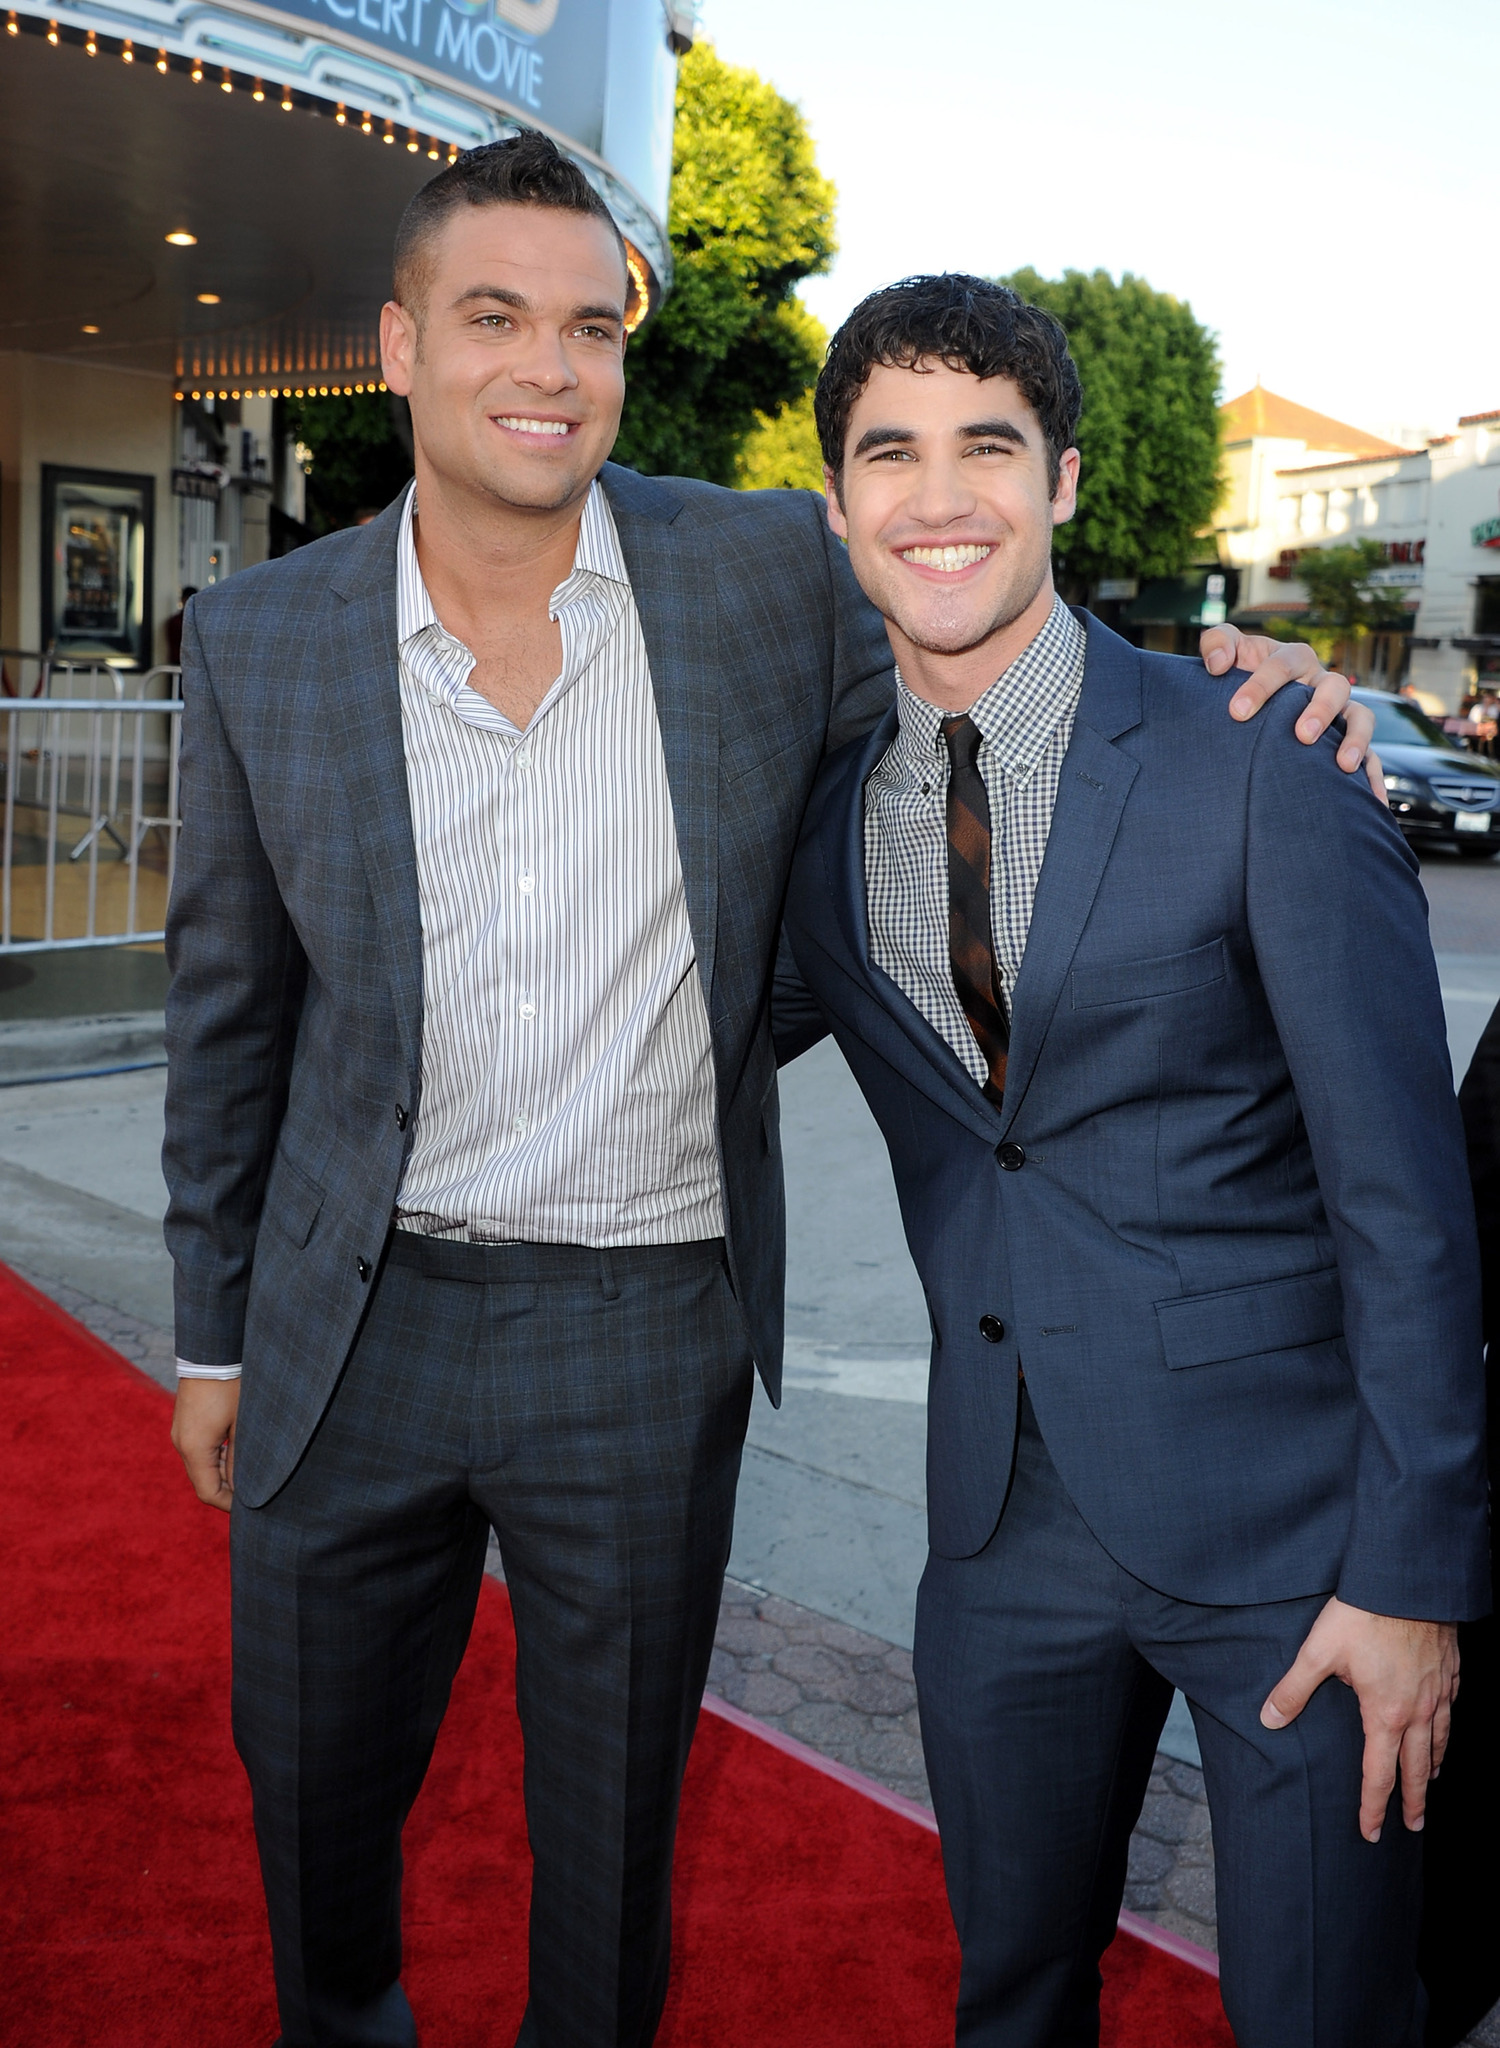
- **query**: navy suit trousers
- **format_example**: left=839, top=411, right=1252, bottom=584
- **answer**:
left=229, top=1233, right=754, bottom=2048
left=914, top=1389, right=1425, bottom=2048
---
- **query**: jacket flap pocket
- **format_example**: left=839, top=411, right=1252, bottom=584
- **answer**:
left=1155, top=1265, right=1343, bottom=1370
left=269, top=1152, right=327, bottom=1250
left=1071, top=936, right=1226, bottom=1010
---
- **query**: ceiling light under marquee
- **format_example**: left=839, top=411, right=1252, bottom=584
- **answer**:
left=165, top=230, right=197, bottom=246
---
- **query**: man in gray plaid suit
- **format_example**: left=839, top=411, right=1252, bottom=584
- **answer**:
left=165, top=134, right=1363, bottom=2048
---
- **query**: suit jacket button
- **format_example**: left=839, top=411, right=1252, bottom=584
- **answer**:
left=997, top=1141, right=1026, bottom=1171
left=979, top=1315, right=1006, bottom=1343
left=357, top=1257, right=372, bottom=1282
left=395, top=1103, right=408, bottom=1130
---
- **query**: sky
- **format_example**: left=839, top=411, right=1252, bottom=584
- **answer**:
left=695, top=0, right=1495, bottom=444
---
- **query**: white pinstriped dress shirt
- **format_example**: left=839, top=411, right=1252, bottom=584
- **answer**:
left=863, top=597, right=1087, bottom=1089
left=391, top=481, right=723, bottom=1247
left=177, top=480, right=722, bottom=1379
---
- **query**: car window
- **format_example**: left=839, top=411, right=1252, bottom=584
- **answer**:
left=1351, top=694, right=1449, bottom=749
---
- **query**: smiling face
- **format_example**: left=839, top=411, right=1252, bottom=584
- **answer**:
left=826, top=359, right=1080, bottom=706
left=380, top=200, right=628, bottom=519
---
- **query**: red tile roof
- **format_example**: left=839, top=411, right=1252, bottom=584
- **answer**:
left=1220, top=384, right=1409, bottom=458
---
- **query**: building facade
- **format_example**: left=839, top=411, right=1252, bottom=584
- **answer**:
left=1210, top=384, right=1500, bottom=709
left=0, top=0, right=686, bottom=673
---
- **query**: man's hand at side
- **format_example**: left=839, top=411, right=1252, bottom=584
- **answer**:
left=172, top=1377, right=239, bottom=1512
left=1260, top=1594, right=1460, bottom=1842
left=1201, top=626, right=1383, bottom=796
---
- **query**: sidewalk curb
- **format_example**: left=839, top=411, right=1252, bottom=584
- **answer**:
left=0, top=1010, right=166, bottom=1084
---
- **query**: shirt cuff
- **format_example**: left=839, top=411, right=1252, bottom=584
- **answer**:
left=175, top=1360, right=243, bottom=1380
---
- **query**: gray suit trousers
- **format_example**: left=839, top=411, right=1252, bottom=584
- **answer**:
left=230, top=1233, right=754, bottom=2048
left=914, top=1388, right=1425, bottom=2048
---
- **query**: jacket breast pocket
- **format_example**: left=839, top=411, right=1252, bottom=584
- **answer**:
left=266, top=1151, right=327, bottom=1250
left=1070, top=935, right=1227, bottom=1010
left=1154, top=1265, right=1344, bottom=1370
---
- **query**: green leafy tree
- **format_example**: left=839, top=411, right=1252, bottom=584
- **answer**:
left=615, top=42, right=836, bottom=485
left=277, top=392, right=414, bottom=537
left=1273, top=540, right=1410, bottom=672
left=1001, top=268, right=1222, bottom=596
left=733, top=384, right=827, bottom=491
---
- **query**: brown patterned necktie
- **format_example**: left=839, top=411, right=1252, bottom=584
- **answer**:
left=941, top=713, right=1009, bottom=1105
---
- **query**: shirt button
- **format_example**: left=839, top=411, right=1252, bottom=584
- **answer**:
left=356, top=1257, right=372, bottom=1282
left=518, top=873, right=535, bottom=894
left=979, top=1315, right=1006, bottom=1343
left=997, top=1141, right=1026, bottom=1171
left=515, top=747, right=532, bottom=769
left=512, top=1113, right=528, bottom=1135
left=394, top=1103, right=408, bottom=1131
left=519, top=1001, right=537, bottom=1021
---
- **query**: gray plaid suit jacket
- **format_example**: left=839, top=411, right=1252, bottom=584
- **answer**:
left=162, top=463, right=895, bottom=1507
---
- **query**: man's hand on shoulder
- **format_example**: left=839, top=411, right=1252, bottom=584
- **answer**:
left=1200, top=626, right=1384, bottom=799
left=171, top=1378, right=239, bottom=1512
left=1260, top=1594, right=1460, bottom=1842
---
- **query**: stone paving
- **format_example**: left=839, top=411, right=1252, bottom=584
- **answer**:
left=15, top=1264, right=1500, bottom=2043
left=703, top=1578, right=1222, bottom=1954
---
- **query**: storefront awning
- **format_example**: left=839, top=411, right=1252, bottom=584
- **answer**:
left=1122, top=573, right=1232, bottom=627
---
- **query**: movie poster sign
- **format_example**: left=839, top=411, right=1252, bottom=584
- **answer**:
left=269, top=0, right=612, bottom=153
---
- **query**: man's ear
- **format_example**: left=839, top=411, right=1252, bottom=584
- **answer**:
left=380, top=299, right=418, bottom=398
left=1049, top=446, right=1081, bottom=530
left=823, top=465, right=848, bottom=537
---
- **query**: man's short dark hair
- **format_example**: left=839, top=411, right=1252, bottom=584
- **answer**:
left=393, top=128, right=631, bottom=320
left=814, top=273, right=1082, bottom=497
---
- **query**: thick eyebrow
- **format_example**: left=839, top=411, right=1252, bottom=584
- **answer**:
left=451, top=284, right=624, bottom=326
left=959, top=417, right=1028, bottom=445
left=851, top=425, right=917, bottom=458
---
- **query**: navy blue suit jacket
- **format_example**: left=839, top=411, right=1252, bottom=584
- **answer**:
left=776, top=614, right=1490, bottom=1619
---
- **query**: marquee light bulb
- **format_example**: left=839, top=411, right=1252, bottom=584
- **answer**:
left=220, top=67, right=232, bottom=91
left=280, top=86, right=292, bottom=109
left=252, top=78, right=264, bottom=100
left=165, top=230, right=198, bottom=246
left=121, top=37, right=133, bottom=61
left=46, top=20, right=58, bottom=42
left=156, top=47, right=167, bottom=70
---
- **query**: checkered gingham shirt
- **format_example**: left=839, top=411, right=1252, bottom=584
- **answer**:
left=864, top=596, right=1087, bottom=1089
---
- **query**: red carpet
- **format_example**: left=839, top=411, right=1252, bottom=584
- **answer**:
left=0, top=1264, right=1233, bottom=2047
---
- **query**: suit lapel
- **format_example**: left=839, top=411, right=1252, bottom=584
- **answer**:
left=999, top=617, right=1142, bottom=1126
left=816, top=712, right=1007, bottom=1147
left=601, top=467, right=721, bottom=1010
left=323, top=507, right=424, bottom=1084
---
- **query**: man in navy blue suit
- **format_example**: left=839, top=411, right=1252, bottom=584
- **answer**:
left=775, top=275, right=1490, bottom=2048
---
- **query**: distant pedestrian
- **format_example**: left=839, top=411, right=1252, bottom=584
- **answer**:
left=1419, top=1003, right=1500, bottom=2047
left=163, top=587, right=197, bottom=668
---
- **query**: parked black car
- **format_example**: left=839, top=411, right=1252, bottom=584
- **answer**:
left=1352, top=688, right=1500, bottom=859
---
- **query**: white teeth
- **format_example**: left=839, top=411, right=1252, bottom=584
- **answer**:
left=498, top=416, right=570, bottom=436
left=901, top=543, right=993, bottom=571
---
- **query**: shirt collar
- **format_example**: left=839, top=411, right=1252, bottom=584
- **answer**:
left=395, top=477, right=629, bottom=724
left=395, top=476, right=628, bottom=654
left=893, top=595, right=1086, bottom=783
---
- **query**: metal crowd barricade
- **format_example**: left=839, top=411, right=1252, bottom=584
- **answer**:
left=0, top=663, right=183, bottom=953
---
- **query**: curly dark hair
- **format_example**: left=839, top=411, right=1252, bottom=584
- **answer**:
left=393, top=129, right=630, bottom=320
left=814, top=273, right=1082, bottom=497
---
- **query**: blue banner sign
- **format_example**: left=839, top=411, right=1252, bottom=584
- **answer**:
left=270, top=0, right=612, bottom=151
